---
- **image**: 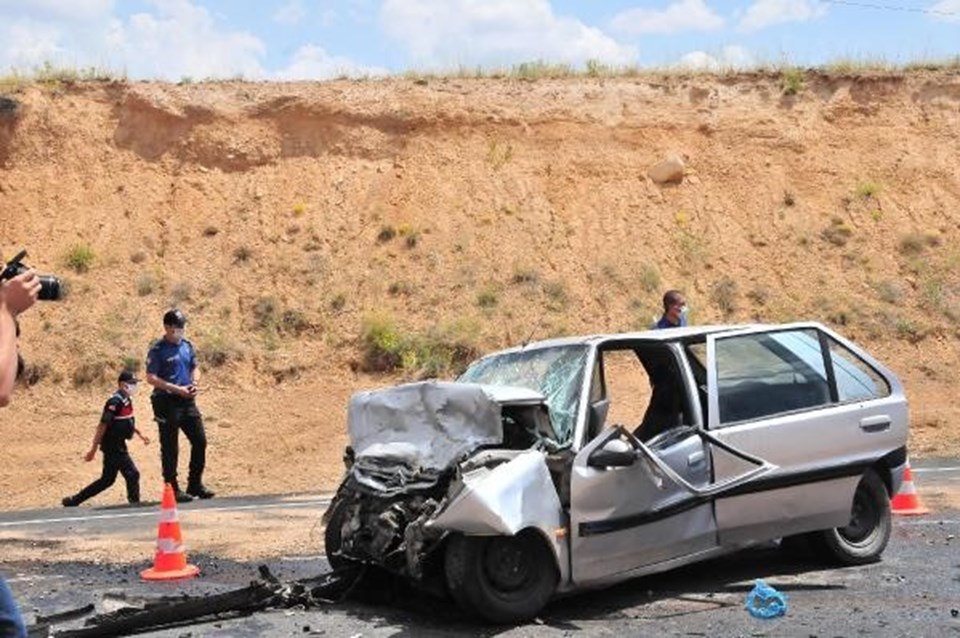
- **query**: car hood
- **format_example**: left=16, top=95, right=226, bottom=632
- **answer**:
left=346, top=380, right=546, bottom=491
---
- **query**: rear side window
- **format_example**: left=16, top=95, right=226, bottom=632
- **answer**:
left=827, top=338, right=891, bottom=401
left=715, top=329, right=831, bottom=424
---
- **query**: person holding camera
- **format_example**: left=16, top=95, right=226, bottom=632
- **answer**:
left=1, top=266, right=39, bottom=638
left=62, top=370, right=151, bottom=507
left=145, top=309, right=215, bottom=503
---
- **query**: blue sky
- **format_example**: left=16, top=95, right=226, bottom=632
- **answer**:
left=1, top=1, right=958, bottom=80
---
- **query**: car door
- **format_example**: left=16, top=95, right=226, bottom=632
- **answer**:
left=568, top=341, right=774, bottom=586
left=704, top=323, right=908, bottom=545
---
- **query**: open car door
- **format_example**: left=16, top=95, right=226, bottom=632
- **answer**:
left=569, top=423, right=775, bottom=586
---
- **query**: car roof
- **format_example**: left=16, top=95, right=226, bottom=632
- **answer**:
left=482, top=324, right=762, bottom=357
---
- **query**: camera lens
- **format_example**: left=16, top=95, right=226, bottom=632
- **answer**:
left=38, top=275, right=63, bottom=301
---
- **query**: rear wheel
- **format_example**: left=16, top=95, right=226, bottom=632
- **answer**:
left=445, top=530, right=558, bottom=624
left=813, top=470, right=891, bottom=565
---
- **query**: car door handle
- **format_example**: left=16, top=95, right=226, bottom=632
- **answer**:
left=859, top=415, right=891, bottom=432
left=688, top=451, right=705, bottom=466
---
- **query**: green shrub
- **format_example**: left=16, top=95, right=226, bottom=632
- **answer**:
left=253, top=296, right=278, bottom=329
left=377, top=225, right=397, bottom=243
left=359, top=312, right=404, bottom=372
left=822, top=218, right=853, bottom=246
left=233, top=246, right=253, bottom=263
left=781, top=67, right=804, bottom=96
left=856, top=181, right=881, bottom=198
left=543, top=281, right=569, bottom=310
left=511, top=266, right=539, bottom=285
left=64, top=244, right=95, bottom=273
left=898, top=232, right=939, bottom=256
left=329, top=292, right=347, bottom=312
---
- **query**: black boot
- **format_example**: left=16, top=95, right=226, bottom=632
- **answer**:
left=187, top=483, right=215, bottom=499
left=171, top=483, right=194, bottom=503
left=62, top=495, right=80, bottom=507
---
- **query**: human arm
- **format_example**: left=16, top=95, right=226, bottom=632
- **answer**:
left=0, top=270, right=40, bottom=406
left=85, top=422, right=107, bottom=461
left=134, top=426, right=150, bottom=445
left=145, top=371, right=193, bottom=398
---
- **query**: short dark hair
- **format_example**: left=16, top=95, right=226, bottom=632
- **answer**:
left=662, top=290, right=685, bottom=312
left=163, top=308, right=187, bottom=328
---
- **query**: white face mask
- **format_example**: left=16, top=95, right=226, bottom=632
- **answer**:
left=680, top=305, right=690, bottom=317
left=172, top=328, right=185, bottom=341
left=124, top=383, right=138, bottom=395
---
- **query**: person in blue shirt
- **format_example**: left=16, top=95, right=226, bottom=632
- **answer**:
left=145, top=309, right=215, bottom=503
left=653, top=290, right=689, bottom=329
left=62, top=370, right=150, bottom=507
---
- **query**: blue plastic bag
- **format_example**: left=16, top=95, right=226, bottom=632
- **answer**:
left=745, top=579, right=787, bottom=619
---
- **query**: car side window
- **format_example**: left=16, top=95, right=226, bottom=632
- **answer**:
left=715, top=329, right=831, bottom=425
left=827, top=337, right=891, bottom=401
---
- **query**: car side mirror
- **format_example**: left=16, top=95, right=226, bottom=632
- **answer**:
left=588, top=438, right=637, bottom=468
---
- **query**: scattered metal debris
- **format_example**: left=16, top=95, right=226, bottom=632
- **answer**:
left=27, top=566, right=364, bottom=637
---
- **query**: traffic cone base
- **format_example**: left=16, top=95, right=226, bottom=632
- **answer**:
left=891, top=462, right=930, bottom=516
left=141, top=483, right=200, bottom=581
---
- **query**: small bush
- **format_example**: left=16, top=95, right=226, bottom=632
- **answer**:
left=64, top=244, right=95, bottom=273
left=121, top=356, right=141, bottom=373
left=72, top=360, right=109, bottom=386
left=329, top=292, right=347, bottom=312
left=898, top=232, right=939, bottom=256
left=169, top=282, right=192, bottom=306
left=477, top=286, right=499, bottom=308
left=388, top=281, right=414, bottom=296
left=711, top=277, right=739, bottom=317
left=233, top=246, right=253, bottom=263
left=511, top=266, right=539, bottom=285
left=292, top=202, right=307, bottom=216
left=359, top=312, right=404, bottom=372
left=781, top=67, right=804, bottom=96
left=280, top=309, right=311, bottom=335
left=783, top=190, right=796, bottom=207
left=130, top=251, right=148, bottom=264
left=136, top=273, right=155, bottom=296
left=252, top=296, right=278, bottom=329
left=198, top=331, right=241, bottom=368
left=874, top=280, right=903, bottom=305
left=543, top=281, right=569, bottom=310
left=377, top=226, right=397, bottom=243
left=638, top=264, right=660, bottom=293
left=822, top=218, right=853, bottom=246
left=856, top=181, right=881, bottom=198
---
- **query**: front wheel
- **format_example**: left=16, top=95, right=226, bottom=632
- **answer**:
left=323, top=498, right=356, bottom=570
left=445, top=530, right=558, bottom=624
left=813, top=470, right=891, bottom=565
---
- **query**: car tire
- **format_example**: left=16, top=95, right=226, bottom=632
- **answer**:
left=323, top=498, right=356, bottom=571
left=445, top=530, right=558, bottom=624
left=813, top=470, right=891, bottom=565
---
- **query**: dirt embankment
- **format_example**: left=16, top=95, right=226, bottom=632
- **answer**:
left=1, top=71, right=959, bottom=510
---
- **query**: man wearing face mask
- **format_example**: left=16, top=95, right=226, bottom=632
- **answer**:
left=653, top=289, right=689, bottom=329
left=145, top=309, right=215, bottom=503
left=62, top=370, right=151, bottom=507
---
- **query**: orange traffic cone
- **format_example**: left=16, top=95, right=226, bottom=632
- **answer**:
left=141, top=483, right=200, bottom=581
left=891, top=461, right=930, bottom=516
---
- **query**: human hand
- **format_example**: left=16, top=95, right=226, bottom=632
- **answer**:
left=84, top=449, right=96, bottom=462
left=0, top=270, right=40, bottom=316
left=140, top=435, right=151, bottom=445
left=187, top=384, right=198, bottom=396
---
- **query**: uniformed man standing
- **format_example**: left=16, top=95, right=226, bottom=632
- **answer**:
left=145, top=309, right=215, bottom=503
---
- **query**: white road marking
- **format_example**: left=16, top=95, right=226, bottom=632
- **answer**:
left=0, top=499, right=331, bottom=529
left=912, top=466, right=960, bottom=473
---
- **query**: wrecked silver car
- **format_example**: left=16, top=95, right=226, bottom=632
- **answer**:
left=324, top=322, right=909, bottom=623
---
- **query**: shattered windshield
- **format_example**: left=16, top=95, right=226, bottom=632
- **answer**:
left=458, top=345, right=588, bottom=445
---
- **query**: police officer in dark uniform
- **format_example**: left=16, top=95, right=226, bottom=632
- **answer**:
left=145, top=309, right=215, bottom=503
left=62, top=370, right=150, bottom=507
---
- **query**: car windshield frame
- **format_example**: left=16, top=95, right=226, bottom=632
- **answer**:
left=458, top=344, right=589, bottom=445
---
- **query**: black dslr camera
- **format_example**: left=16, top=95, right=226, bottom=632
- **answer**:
left=1, top=250, right=64, bottom=301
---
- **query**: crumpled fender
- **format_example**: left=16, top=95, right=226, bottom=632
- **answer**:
left=427, top=450, right=562, bottom=537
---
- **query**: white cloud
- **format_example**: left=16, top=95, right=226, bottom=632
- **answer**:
left=930, top=0, right=960, bottom=22
left=274, top=44, right=387, bottom=79
left=273, top=1, right=306, bottom=26
left=0, top=0, right=113, bottom=21
left=112, top=0, right=267, bottom=80
left=380, top=0, right=637, bottom=69
left=611, top=0, right=724, bottom=35
left=738, top=0, right=827, bottom=32
left=676, top=45, right=753, bottom=70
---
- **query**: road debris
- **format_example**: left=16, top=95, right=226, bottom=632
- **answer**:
left=27, top=565, right=364, bottom=637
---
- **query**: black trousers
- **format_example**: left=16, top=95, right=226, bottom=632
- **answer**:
left=151, top=394, right=207, bottom=490
left=72, top=450, right=140, bottom=504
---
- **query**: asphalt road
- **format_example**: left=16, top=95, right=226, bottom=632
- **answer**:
left=2, top=464, right=959, bottom=637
